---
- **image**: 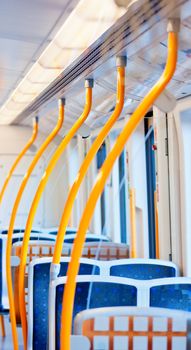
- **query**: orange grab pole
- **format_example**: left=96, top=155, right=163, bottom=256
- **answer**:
left=60, top=26, right=179, bottom=350
left=6, top=100, right=64, bottom=350
left=0, top=117, right=38, bottom=207
left=52, top=57, right=127, bottom=269
left=0, top=314, right=5, bottom=337
left=18, top=79, right=93, bottom=350
left=129, top=188, right=137, bottom=258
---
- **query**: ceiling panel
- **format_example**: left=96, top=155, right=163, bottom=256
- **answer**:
left=21, top=0, right=191, bottom=134
left=4, top=0, right=191, bottom=135
left=0, top=0, right=79, bottom=106
left=0, top=38, right=39, bottom=71
left=0, top=0, right=69, bottom=42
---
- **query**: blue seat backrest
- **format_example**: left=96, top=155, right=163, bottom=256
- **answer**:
left=1, top=229, right=41, bottom=234
left=49, top=230, right=77, bottom=235
left=110, top=263, right=176, bottom=279
left=84, top=238, right=107, bottom=242
left=12, top=235, right=55, bottom=244
left=64, top=237, right=107, bottom=244
left=33, top=262, right=100, bottom=350
left=55, top=281, right=137, bottom=350
left=150, top=283, right=191, bottom=311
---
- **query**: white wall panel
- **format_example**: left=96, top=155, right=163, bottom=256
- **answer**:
left=153, top=108, right=171, bottom=261
left=0, top=125, right=71, bottom=228
left=173, top=97, right=191, bottom=276
left=128, top=121, right=149, bottom=258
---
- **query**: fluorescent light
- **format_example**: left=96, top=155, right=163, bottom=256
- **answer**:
left=4, top=100, right=28, bottom=112
left=0, top=0, right=125, bottom=124
left=12, top=91, right=37, bottom=103
left=27, top=62, right=62, bottom=84
left=19, top=80, right=47, bottom=95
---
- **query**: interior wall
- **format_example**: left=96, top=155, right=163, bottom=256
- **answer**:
left=178, top=111, right=191, bottom=276
left=168, top=112, right=182, bottom=270
left=128, top=121, right=149, bottom=258
left=153, top=108, right=171, bottom=261
left=174, top=99, right=191, bottom=277
left=0, top=125, right=71, bottom=229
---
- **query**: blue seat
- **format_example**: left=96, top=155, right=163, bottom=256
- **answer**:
left=49, top=276, right=138, bottom=350
left=28, top=258, right=101, bottom=350
left=63, top=233, right=110, bottom=244
left=150, top=279, right=191, bottom=311
left=10, top=234, right=58, bottom=324
left=109, top=259, right=178, bottom=279
left=11, top=233, right=56, bottom=244
left=47, top=228, right=77, bottom=235
left=49, top=276, right=188, bottom=350
left=29, top=258, right=177, bottom=349
left=0, top=228, right=42, bottom=234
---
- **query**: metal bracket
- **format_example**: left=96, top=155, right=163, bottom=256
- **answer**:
left=33, top=116, right=39, bottom=124
left=58, top=97, right=65, bottom=106
left=167, top=18, right=180, bottom=33
left=85, top=78, right=94, bottom=88
left=116, top=56, right=127, bottom=67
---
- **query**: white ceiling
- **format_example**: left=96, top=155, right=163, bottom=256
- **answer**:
left=20, top=0, right=191, bottom=136
left=0, top=0, right=79, bottom=106
left=2, top=0, right=191, bottom=137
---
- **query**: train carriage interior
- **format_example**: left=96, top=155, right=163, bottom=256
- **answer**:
left=1, top=0, right=191, bottom=349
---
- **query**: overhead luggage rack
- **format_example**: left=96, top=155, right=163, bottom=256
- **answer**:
left=14, top=0, right=187, bottom=124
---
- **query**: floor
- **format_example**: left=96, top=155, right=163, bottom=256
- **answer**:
left=0, top=316, right=23, bottom=350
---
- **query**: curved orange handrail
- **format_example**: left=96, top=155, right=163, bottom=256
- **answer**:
left=60, top=29, right=179, bottom=350
left=52, top=58, right=126, bottom=269
left=0, top=117, right=38, bottom=207
left=6, top=99, right=64, bottom=350
left=18, top=80, right=93, bottom=349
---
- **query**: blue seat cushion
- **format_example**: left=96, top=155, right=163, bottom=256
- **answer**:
left=1, top=229, right=41, bottom=234
left=64, top=237, right=106, bottom=244
left=110, top=263, right=176, bottom=279
left=12, top=235, right=55, bottom=244
left=49, top=230, right=77, bottom=235
left=150, top=283, right=191, bottom=311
